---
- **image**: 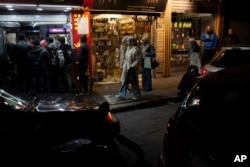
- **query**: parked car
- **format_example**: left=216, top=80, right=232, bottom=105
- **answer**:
left=0, top=86, right=122, bottom=166
left=201, top=44, right=250, bottom=75
left=158, top=64, right=250, bottom=167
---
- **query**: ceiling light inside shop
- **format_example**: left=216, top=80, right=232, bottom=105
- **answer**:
left=37, top=8, right=43, bottom=11
left=38, top=4, right=80, bottom=11
left=95, top=14, right=122, bottom=18
left=33, top=21, right=67, bottom=27
left=0, top=3, right=37, bottom=7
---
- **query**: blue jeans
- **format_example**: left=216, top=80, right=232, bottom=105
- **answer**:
left=117, top=80, right=141, bottom=98
left=142, top=68, right=152, bottom=90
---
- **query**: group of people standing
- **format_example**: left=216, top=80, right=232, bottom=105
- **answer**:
left=177, top=25, right=240, bottom=95
left=115, top=35, right=156, bottom=100
left=1, top=27, right=240, bottom=97
left=0, top=33, right=75, bottom=94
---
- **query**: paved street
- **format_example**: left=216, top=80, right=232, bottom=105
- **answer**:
left=114, top=102, right=181, bottom=167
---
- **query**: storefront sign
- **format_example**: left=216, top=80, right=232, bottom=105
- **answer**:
left=92, top=0, right=167, bottom=13
left=77, top=16, right=89, bottom=35
left=48, top=28, right=70, bottom=33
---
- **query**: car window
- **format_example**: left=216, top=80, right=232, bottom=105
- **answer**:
left=210, top=49, right=250, bottom=68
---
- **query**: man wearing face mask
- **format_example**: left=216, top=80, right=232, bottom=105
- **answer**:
left=200, top=26, right=218, bottom=66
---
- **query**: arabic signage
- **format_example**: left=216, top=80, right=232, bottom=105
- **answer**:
left=91, top=0, right=167, bottom=13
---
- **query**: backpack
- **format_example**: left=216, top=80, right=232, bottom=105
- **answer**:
left=48, top=47, right=59, bottom=66
left=59, top=45, right=73, bottom=65
left=57, top=50, right=65, bottom=67
left=28, top=50, right=43, bottom=68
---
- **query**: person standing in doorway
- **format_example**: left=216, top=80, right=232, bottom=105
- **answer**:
left=78, top=35, right=90, bottom=95
left=200, top=26, right=218, bottom=66
left=46, top=37, right=60, bottom=93
left=58, top=37, right=73, bottom=93
left=222, top=28, right=240, bottom=46
left=30, top=38, right=51, bottom=93
left=15, top=33, right=33, bottom=93
left=140, top=36, right=155, bottom=91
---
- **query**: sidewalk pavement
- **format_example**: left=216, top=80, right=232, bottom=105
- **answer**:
left=89, top=71, right=186, bottom=113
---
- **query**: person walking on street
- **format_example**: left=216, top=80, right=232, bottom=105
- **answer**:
left=140, top=36, right=155, bottom=91
left=222, top=28, right=240, bottom=46
left=119, top=34, right=129, bottom=71
left=115, top=36, right=142, bottom=100
left=177, top=40, right=201, bottom=95
left=78, top=35, right=90, bottom=95
left=200, top=26, right=218, bottom=66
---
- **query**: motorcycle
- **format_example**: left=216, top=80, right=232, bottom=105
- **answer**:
left=0, top=87, right=124, bottom=166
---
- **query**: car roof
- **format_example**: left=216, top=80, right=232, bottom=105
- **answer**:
left=198, top=64, right=250, bottom=90
left=221, top=43, right=250, bottom=50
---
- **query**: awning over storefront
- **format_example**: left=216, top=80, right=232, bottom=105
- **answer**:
left=91, top=0, right=167, bottom=14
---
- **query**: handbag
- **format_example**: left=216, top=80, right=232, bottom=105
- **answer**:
left=126, top=68, right=138, bottom=84
left=152, top=61, right=160, bottom=69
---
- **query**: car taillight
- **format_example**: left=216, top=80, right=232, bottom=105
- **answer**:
left=201, top=66, right=206, bottom=75
left=104, top=112, right=113, bottom=123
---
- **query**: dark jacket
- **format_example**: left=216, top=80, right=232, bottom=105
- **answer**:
left=30, top=45, right=51, bottom=70
left=78, top=43, right=90, bottom=67
left=222, top=33, right=240, bottom=46
left=15, top=41, right=33, bottom=68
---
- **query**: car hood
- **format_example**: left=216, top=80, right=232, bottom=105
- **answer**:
left=36, top=94, right=100, bottom=112
left=0, top=88, right=100, bottom=113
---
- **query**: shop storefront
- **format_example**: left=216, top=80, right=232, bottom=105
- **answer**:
left=90, top=14, right=155, bottom=83
left=169, top=0, right=219, bottom=73
left=170, top=13, right=215, bottom=72
left=0, top=0, right=235, bottom=85
left=81, top=0, right=168, bottom=83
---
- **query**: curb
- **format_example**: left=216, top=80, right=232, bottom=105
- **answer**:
left=110, top=95, right=185, bottom=113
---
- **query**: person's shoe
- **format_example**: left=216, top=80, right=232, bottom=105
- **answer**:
left=131, top=96, right=140, bottom=100
left=143, top=89, right=152, bottom=92
left=80, top=91, right=89, bottom=96
left=115, top=94, right=125, bottom=100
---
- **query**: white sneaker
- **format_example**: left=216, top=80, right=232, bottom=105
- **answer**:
left=131, top=96, right=140, bottom=100
left=115, top=94, right=125, bottom=100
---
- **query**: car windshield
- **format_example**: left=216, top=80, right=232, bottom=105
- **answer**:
left=210, top=49, right=250, bottom=68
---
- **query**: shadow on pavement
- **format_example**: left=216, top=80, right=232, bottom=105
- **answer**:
left=116, top=134, right=153, bottom=167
